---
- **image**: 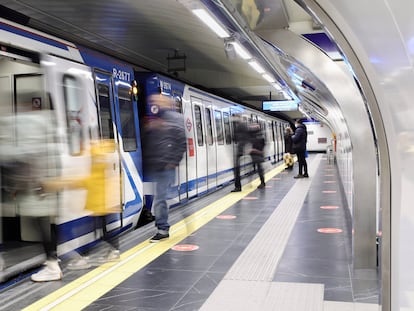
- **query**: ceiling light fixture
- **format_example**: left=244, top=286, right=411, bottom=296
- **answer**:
left=231, top=41, right=251, bottom=60
left=248, top=60, right=265, bottom=74
left=262, top=73, right=275, bottom=83
left=192, top=9, right=230, bottom=38
left=271, top=82, right=282, bottom=91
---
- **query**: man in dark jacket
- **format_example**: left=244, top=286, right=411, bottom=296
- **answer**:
left=291, top=119, right=309, bottom=178
left=248, top=123, right=266, bottom=189
left=142, top=94, right=187, bottom=242
left=231, top=114, right=249, bottom=192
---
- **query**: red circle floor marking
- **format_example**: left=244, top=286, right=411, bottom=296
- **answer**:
left=216, top=215, right=237, bottom=220
left=320, top=205, right=340, bottom=209
left=243, top=196, right=258, bottom=200
left=317, top=228, right=343, bottom=234
left=322, top=190, right=337, bottom=194
left=172, top=244, right=199, bottom=252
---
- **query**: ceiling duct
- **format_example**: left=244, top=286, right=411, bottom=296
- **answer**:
left=299, top=89, right=328, bottom=116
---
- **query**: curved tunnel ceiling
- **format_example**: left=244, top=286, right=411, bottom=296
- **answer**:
left=0, top=0, right=351, bottom=124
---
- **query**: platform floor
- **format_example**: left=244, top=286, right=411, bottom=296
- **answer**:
left=0, top=153, right=380, bottom=310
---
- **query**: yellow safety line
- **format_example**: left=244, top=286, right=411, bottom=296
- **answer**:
left=24, top=163, right=286, bottom=311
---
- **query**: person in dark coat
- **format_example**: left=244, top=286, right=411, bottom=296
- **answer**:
left=230, top=114, right=249, bottom=192
left=283, top=126, right=294, bottom=170
left=291, top=119, right=309, bottom=178
left=248, top=124, right=266, bottom=189
left=142, top=94, right=187, bottom=242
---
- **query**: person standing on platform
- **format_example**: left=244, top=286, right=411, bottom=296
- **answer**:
left=283, top=126, right=294, bottom=170
left=0, top=109, right=63, bottom=282
left=230, top=114, right=249, bottom=192
left=248, top=123, right=266, bottom=189
left=291, top=119, right=309, bottom=178
left=142, top=94, right=186, bottom=243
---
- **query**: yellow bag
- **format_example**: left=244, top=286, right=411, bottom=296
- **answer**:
left=283, top=153, right=294, bottom=167
left=83, top=140, right=120, bottom=215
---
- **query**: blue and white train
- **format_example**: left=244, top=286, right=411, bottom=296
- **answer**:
left=0, top=17, right=288, bottom=281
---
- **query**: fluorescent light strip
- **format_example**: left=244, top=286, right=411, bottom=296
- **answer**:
left=232, top=42, right=251, bottom=60
left=272, top=82, right=282, bottom=91
left=248, top=60, right=265, bottom=74
left=262, top=73, right=275, bottom=83
left=192, top=9, right=230, bottom=38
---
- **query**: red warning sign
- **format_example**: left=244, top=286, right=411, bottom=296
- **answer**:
left=216, top=215, right=237, bottom=220
left=172, top=244, right=199, bottom=252
left=317, top=228, right=343, bottom=234
left=188, top=138, right=194, bottom=157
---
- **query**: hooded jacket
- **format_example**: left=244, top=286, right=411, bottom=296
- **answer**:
left=291, top=123, right=307, bottom=152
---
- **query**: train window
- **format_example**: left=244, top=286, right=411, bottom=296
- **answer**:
left=118, top=87, right=137, bottom=152
left=172, top=92, right=183, bottom=113
left=63, top=75, right=83, bottom=155
left=214, top=110, right=224, bottom=145
left=223, top=112, right=231, bottom=144
left=194, top=105, right=204, bottom=146
left=97, top=83, right=115, bottom=141
left=205, top=108, right=213, bottom=145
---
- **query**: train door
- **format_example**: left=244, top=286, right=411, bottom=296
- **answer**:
left=0, top=57, right=52, bottom=280
left=204, top=104, right=217, bottom=191
left=270, top=121, right=277, bottom=164
left=191, top=99, right=205, bottom=194
left=92, top=70, right=122, bottom=221
left=174, top=97, right=188, bottom=202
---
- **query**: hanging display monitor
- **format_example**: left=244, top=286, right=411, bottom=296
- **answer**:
left=262, top=100, right=298, bottom=112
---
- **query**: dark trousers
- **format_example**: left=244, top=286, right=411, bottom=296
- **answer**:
left=296, top=150, right=308, bottom=175
left=234, top=156, right=241, bottom=189
left=252, top=156, right=265, bottom=184
left=36, top=216, right=57, bottom=260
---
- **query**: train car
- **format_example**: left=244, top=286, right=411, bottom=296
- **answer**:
left=0, top=18, right=143, bottom=281
left=0, top=17, right=288, bottom=282
left=136, top=73, right=288, bottom=210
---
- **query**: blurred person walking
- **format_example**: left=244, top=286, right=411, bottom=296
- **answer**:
left=230, top=114, right=249, bottom=192
left=0, top=109, right=63, bottom=282
left=42, top=139, right=122, bottom=269
left=248, top=123, right=266, bottom=189
left=142, top=94, right=186, bottom=243
left=291, top=119, right=309, bottom=178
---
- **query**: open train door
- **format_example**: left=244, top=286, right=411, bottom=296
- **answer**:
left=42, top=55, right=122, bottom=222
left=92, top=69, right=123, bottom=217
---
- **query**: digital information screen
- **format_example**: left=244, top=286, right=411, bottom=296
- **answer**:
left=262, top=100, right=298, bottom=112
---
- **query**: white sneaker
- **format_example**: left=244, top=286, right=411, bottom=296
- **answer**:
left=91, top=250, right=120, bottom=265
left=67, top=256, right=91, bottom=270
left=31, top=260, right=63, bottom=282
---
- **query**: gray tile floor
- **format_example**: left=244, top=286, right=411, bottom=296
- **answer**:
left=0, top=154, right=380, bottom=310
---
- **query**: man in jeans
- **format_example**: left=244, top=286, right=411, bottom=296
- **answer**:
left=142, top=94, right=186, bottom=242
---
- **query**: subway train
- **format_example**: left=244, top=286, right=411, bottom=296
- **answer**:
left=0, top=17, right=288, bottom=281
